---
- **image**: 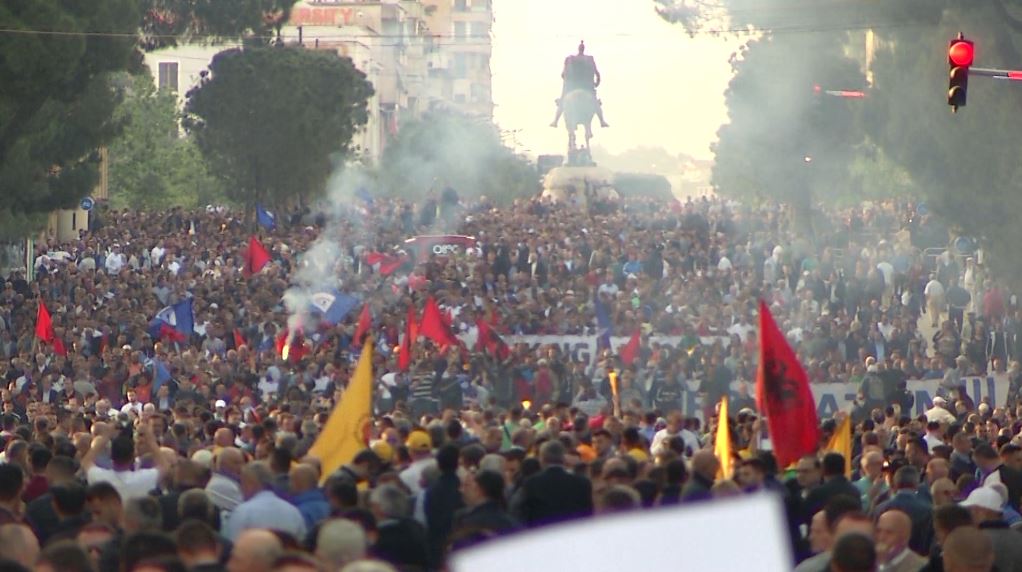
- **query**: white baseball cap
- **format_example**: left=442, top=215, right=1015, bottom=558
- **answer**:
left=961, top=487, right=1002, bottom=512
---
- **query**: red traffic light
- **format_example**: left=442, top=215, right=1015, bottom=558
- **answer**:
left=949, top=40, right=974, bottom=67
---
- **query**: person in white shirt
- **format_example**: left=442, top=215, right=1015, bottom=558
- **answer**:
left=650, top=414, right=701, bottom=457
left=924, top=274, right=946, bottom=328
left=399, top=431, right=434, bottom=495
left=120, top=390, right=143, bottom=416
left=150, top=241, right=166, bottom=266
left=81, top=420, right=170, bottom=502
left=104, top=246, right=126, bottom=274
left=257, top=375, right=279, bottom=399
left=923, top=421, right=945, bottom=453
left=206, top=447, right=245, bottom=520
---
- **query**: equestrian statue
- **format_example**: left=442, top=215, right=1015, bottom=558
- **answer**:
left=550, top=41, right=608, bottom=165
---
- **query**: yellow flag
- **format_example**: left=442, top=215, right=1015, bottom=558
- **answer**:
left=608, top=371, right=619, bottom=400
left=714, top=396, right=733, bottom=479
left=826, top=413, right=853, bottom=477
left=309, top=340, right=373, bottom=483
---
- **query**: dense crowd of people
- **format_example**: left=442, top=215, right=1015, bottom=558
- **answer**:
left=0, top=194, right=1017, bottom=571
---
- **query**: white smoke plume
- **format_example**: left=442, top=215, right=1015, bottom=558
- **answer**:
left=282, top=162, right=375, bottom=336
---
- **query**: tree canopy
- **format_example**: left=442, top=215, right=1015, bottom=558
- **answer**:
left=184, top=46, right=373, bottom=209
left=376, top=111, right=539, bottom=204
left=107, top=74, right=225, bottom=210
left=656, top=0, right=1022, bottom=281
left=0, top=0, right=296, bottom=240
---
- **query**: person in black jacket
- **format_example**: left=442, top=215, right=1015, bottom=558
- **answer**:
left=154, top=459, right=208, bottom=532
left=515, top=440, right=593, bottom=527
left=871, top=466, right=933, bottom=555
left=658, top=458, right=687, bottom=506
left=424, top=445, right=464, bottom=567
left=46, top=483, right=90, bottom=544
left=803, top=453, right=862, bottom=522
left=452, top=469, right=519, bottom=552
left=681, top=450, right=719, bottom=503
left=370, top=484, right=430, bottom=572
left=975, top=443, right=1022, bottom=512
left=26, top=455, right=77, bottom=545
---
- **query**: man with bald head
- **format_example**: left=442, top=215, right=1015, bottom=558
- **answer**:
left=943, top=526, right=995, bottom=572
left=920, top=458, right=950, bottom=504
left=290, top=463, right=329, bottom=530
left=227, top=529, right=282, bottom=572
left=854, top=450, right=887, bottom=510
left=681, top=450, right=719, bottom=503
left=929, top=477, right=956, bottom=507
left=875, top=510, right=927, bottom=572
left=206, top=447, right=244, bottom=517
left=0, top=523, right=39, bottom=568
left=213, top=428, right=235, bottom=451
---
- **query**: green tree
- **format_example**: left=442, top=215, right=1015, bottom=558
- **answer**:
left=709, top=35, right=865, bottom=235
left=658, top=0, right=1022, bottom=281
left=0, top=0, right=297, bottom=240
left=655, top=2, right=869, bottom=231
left=0, top=1, right=139, bottom=240
left=377, top=111, right=538, bottom=203
left=184, top=46, right=373, bottom=209
left=107, top=74, right=225, bottom=209
left=863, top=2, right=1022, bottom=281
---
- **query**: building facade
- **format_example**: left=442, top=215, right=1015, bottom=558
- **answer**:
left=421, top=0, right=493, bottom=119
left=143, top=0, right=494, bottom=163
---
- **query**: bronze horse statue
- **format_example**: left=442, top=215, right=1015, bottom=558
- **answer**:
left=561, top=89, right=598, bottom=163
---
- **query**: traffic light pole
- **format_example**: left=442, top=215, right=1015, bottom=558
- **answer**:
left=969, top=67, right=1022, bottom=81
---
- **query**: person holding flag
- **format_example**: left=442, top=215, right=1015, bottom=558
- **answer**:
left=310, top=338, right=375, bottom=482
left=755, top=300, right=821, bottom=469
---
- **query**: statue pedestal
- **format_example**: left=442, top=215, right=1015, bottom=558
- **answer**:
left=566, top=147, right=595, bottom=167
left=541, top=164, right=619, bottom=205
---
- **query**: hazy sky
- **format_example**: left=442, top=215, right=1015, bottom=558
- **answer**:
left=491, top=0, right=738, bottom=160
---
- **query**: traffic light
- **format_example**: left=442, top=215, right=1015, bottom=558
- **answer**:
left=948, top=35, right=974, bottom=111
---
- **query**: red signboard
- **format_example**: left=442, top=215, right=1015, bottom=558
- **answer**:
left=289, top=6, right=355, bottom=27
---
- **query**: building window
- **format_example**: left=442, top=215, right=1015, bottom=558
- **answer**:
left=471, top=83, right=486, bottom=102
left=158, top=62, right=179, bottom=92
left=453, top=53, right=467, bottom=75
left=470, top=22, right=488, bottom=39
left=454, top=21, right=466, bottom=38
left=454, top=0, right=467, bottom=11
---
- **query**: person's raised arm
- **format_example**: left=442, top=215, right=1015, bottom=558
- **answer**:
left=81, top=421, right=112, bottom=472
left=139, top=420, right=171, bottom=477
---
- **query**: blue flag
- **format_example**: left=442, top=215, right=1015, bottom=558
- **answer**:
left=355, top=187, right=374, bottom=206
left=147, top=298, right=194, bottom=342
left=595, top=294, right=613, bottom=349
left=308, top=289, right=360, bottom=325
left=152, top=358, right=171, bottom=394
left=256, top=204, right=277, bottom=230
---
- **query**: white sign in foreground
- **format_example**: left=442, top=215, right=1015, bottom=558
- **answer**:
left=451, top=493, right=792, bottom=572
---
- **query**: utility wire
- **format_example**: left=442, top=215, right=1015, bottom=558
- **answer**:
left=0, top=18, right=935, bottom=43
